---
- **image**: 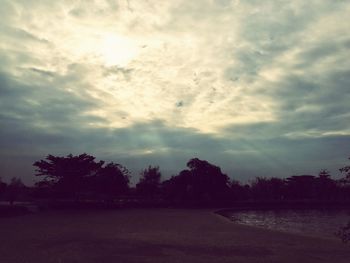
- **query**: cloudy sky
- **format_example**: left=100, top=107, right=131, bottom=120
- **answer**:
left=1, top=0, right=349, bottom=185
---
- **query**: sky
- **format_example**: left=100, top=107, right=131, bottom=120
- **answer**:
left=0, top=0, right=349, bottom=185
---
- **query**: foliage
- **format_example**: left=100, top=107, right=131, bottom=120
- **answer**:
left=251, top=177, right=286, bottom=200
left=318, top=169, right=331, bottom=179
left=33, top=153, right=103, bottom=182
left=340, top=157, right=350, bottom=180
left=316, top=170, right=336, bottom=200
left=162, top=158, right=230, bottom=204
left=230, top=180, right=250, bottom=201
left=285, top=175, right=318, bottom=199
left=93, top=162, right=130, bottom=200
left=162, top=170, right=193, bottom=202
left=6, top=177, right=26, bottom=204
left=0, top=177, right=7, bottom=198
left=136, top=166, right=161, bottom=198
left=33, top=154, right=130, bottom=199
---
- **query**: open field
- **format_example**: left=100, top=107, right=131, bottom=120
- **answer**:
left=1, top=209, right=350, bottom=263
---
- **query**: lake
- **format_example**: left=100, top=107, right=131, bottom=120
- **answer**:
left=224, top=209, right=350, bottom=238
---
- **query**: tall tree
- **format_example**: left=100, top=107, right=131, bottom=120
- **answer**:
left=6, top=177, right=26, bottom=205
left=136, top=166, right=161, bottom=198
left=285, top=175, right=317, bottom=199
left=161, top=170, right=193, bottom=202
left=316, top=169, right=336, bottom=200
left=230, top=180, right=250, bottom=201
left=340, top=157, right=350, bottom=180
left=318, top=169, right=331, bottom=179
left=33, top=153, right=104, bottom=198
left=162, top=158, right=230, bottom=204
left=93, top=162, right=130, bottom=201
left=0, top=177, right=7, bottom=199
left=250, top=177, right=286, bottom=200
left=186, top=158, right=230, bottom=202
left=337, top=158, right=350, bottom=243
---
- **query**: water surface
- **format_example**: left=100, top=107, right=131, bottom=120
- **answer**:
left=225, top=209, right=350, bottom=238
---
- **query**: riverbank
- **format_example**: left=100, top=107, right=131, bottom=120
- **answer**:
left=1, top=209, right=350, bottom=262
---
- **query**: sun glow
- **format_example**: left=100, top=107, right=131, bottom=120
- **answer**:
left=98, top=34, right=140, bottom=66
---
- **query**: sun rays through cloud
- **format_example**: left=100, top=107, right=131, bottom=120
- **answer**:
left=0, top=0, right=349, bottom=183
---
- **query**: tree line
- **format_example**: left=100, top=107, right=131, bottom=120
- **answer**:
left=1, top=154, right=350, bottom=206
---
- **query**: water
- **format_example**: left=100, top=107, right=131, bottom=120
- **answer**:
left=226, top=209, right=350, bottom=238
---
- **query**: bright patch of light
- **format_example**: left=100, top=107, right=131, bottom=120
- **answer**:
left=98, top=34, right=140, bottom=67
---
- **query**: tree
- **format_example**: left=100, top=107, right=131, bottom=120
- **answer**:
left=250, top=177, right=286, bottom=200
left=0, top=177, right=7, bottom=199
left=285, top=175, right=317, bottom=199
left=136, top=166, right=161, bottom=198
left=337, top=157, right=350, bottom=243
left=93, top=162, right=130, bottom=201
left=186, top=158, right=230, bottom=202
left=162, top=158, right=230, bottom=205
left=6, top=177, right=26, bottom=205
left=162, top=170, right=193, bottom=203
left=318, top=169, right=331, bottom=179
left=340, top=157, right=350, bottom=180
left=33, top=153, right=104, bottom=198
left=316, top=169, right=336, bottom=200
left=230, top=180, right=250, bottom=201
left=32, top=180, right=55, bottom=199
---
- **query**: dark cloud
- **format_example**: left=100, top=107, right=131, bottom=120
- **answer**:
left=0, top=71, right=99, bottom=122
left=0, top=0, right=349, bottom=186
left=264, top=69, right=350, bottom=135
left=1, top=91, right=349, bottom=185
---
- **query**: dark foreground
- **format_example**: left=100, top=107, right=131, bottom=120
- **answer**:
left=1, top=209, right=350, bottom=263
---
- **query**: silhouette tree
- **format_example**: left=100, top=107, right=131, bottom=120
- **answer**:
left=285, top=175, right=317, bottom=200
left=136, top=166, right=161, bottom=198
left=186, top=158, right=230, bottom=203
left=0, top=177, right=7, bottom=199
left=316, top=170, right=336, bottom=200
left=93, top=162, right=130, bottom=201
left=230, top=180, right=250, bottom=201
left=318, top=169, right=331, bottom=179
left=337, top=158, right=350, bottom=243
left=32, top=180, right=55, bottom=199
left=33, top=153, right=104, bottom=198
left=250, top=177, right=286, bottom=200
left=162, top=170, right=193, bottom=203
left=6, top=177, right=26, bottom=205
left=340, top=157, right=350, bottom=180
left=162, top=158, right=230, bottom=205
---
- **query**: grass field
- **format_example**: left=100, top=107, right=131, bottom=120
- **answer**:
left=1, top=209, right=350, bottom=262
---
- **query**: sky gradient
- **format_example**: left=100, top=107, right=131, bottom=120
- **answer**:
left=1, top=0, right=349, bottom=185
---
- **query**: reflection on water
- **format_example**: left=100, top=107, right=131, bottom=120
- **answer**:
left=227, top=209, right=350, bottom=238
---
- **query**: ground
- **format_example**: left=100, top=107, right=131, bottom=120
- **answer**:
left=0, top=209, right=350, bottom=262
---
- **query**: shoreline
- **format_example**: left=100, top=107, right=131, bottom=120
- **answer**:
left=214, top=208, right=342, bottom=241
left=1, top=208, right=350, bottom=262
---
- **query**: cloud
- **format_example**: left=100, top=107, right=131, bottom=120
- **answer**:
left=0, top=0, right=349, bottom=184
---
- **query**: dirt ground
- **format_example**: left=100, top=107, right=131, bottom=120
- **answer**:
left=1, top=209, right=350, bottom=263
